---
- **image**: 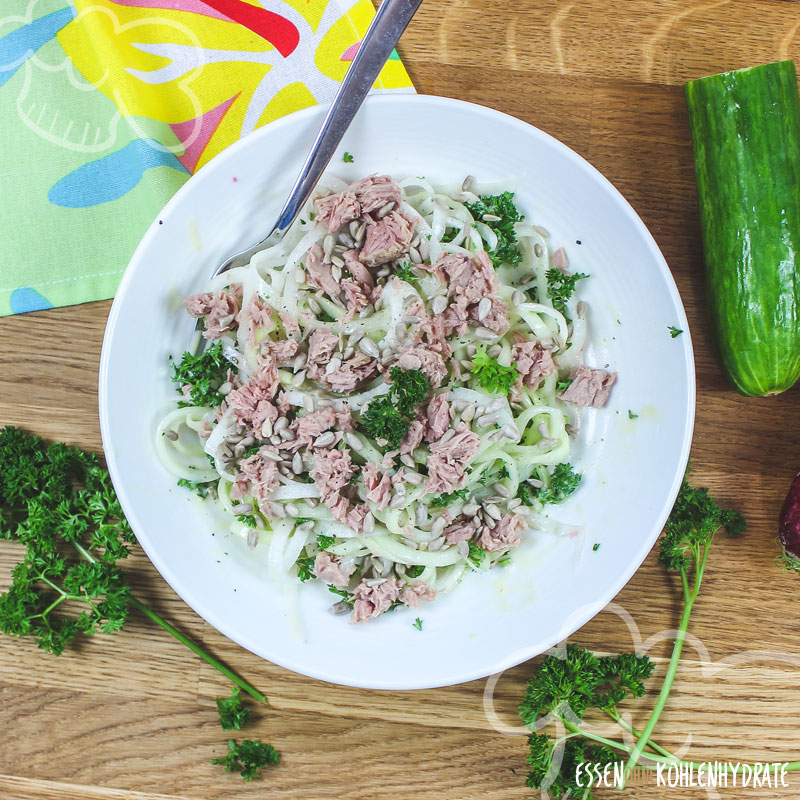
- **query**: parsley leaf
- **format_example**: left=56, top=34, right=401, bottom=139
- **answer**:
left=343, top=151, right=354, bottom=163
left=295, top=556, right=315, bottom=582
left=406, top=565, right=424, bottom=578
left=471, top=348, right=519, bottom=395
left=216, top=686, right=252, bottom=731
left=464, top=191, right=524, bottom=267
left=546, top=268, right=589, bottom=317
left=177, top=478, right=211, bottom=498
left=518, top=464, right=581, bottom=507
left=556, top=378, right=572, bottom=394
left=360, top=368, right=431, bottom=448
left=430, top=488, right=469, bottom=507
left=413, top=617, right=423, bottom=631
left=212, top=739, right=280, bottom=781
left=467, top=541, right=486, bottom=568
left=237, top=515, right=257, bottom=528
left=317, top=534, right=336, bottom=550
left=668, top=326, right=683, bottom=338
left=628, top=410, right=638, bottom=420
left=170, top=342, right=234, bottom=408
left=394, top=261, right=418, bottom=282
left=328, top=585, right=354, bottom=605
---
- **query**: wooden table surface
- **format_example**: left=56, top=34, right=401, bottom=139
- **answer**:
left=3, top=1, right=800, bottom=798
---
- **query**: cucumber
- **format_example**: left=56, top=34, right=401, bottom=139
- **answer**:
left=684, top=61, right=800, bottom=396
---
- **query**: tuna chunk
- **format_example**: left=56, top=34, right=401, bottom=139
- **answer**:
left=184, top=289, right=240, bottom=340
left=291, top=407, right=337, bottom=449
left=436, top=296, right=470, bottom=337
left=279, top=311, right=301, bottom=337
left=395, top=345, right=447, bottom=388
left=311, top=448, right=355, bottom=525
left=267, top=338, right=300, bottom=363
left=425, top=424, right=480, bottom=495
left=360, top=211, right=414, bottom=266
left=425, top=393, right=450, bottom=442
left=322, top=351, right=378, bottom=394
left=336, top=405, right=355, bottom=432
left=362, top=461, right=393, bottom=510
left=306, top=327, right=339, bottom=382
left=312, top=553, right=353, bottom=587
left=431, top=250, right=498, bottom=305
left=346, top=505, right=367, bottom=534
left=399, top=581, right=437, bottom=608
left=240, top=295, right=272, bottom=345
left=443, top=516, right=476, bottom=545
left=513, top=340, right=556, bottom=390
left=350, top=576, right=402, bottom=623
left=343, top=249, right=374, bottom=293
left=551, top=247, right=569, bottom=270
left=305, top=243, right=341, bottom=300
left=314, top=190, right=361, bottom=233
left=404, top=298, right=452, bottom=358
left=400, top=419, right=424, bottom=455
left=350, top=174, right=403, bottom=214
left=478, top=513, right=526, bottom=552
left=341, top=278, right=369, bottom=320
left=559, top=365, right=617, bottom=408
left=230, top=447, right=280, bottom=503
left=226, top=364, right=280, bottom=434
left=469, top=296, right=509, bottom=334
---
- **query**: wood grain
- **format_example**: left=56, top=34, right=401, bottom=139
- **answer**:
left=3, top=1, right=800, bottom=798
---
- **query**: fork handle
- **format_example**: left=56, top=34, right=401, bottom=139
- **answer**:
left=269, top=0, right=423, bottom=236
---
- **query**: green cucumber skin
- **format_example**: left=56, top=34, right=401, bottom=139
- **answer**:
left=685, top=60, right=800, bottom=397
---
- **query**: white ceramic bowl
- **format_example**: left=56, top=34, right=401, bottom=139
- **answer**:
left=99, top=95, right=694, bottom=690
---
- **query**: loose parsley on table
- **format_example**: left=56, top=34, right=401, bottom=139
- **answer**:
left=471, top=348, right=519, bottom=395
left=216, top=686, right=252, bottom=731
left=212, top=739, right=280, bottom=781
left=171, top=341, right=234, bottom=408
left=464, top=191, right=524, bottom=267
left=520, top=474, right=753, bottom=796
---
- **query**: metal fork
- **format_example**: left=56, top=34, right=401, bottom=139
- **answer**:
left=209, top=0, right=422, bottom=278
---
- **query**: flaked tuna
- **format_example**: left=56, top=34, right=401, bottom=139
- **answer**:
left=343, top=249, right=374, bottom=293
left=266, top=338, right=300, bottom=364
left=306, top=328, right=339, bottom=383
left=184, top=288, right=241, bottom=340
left=425, top=393, right=450, bottom=442
left=341, top=278, right=369, bottom=319
left=305, top=243, right=341, bottom=299
left=350, top=576, right=402, bottom=623
left=279, top=311, right=301, bottom=337
left=350, top=174, right=403, bottom=214
left=311, top=448, right=355, bottom=523
left=559, top=365, right=617, bottom=408
left=230, top=446, right=280, bottom=503
left=291, top=407, right=337, bottom=450
left=469, top=296, right=509, bottom=334
left=513, top=340, right=556, bottom=390
left=362, top=461, right=393, bottom=510
left=399, top=581, right=437, bottom=608
left=360, top=211, right=414, bottom=266
left=400, top=419, right=424, bottom=455
left=425, top=424, right=480, bottom=495
left=443, top=516, right=475, bottom=544
left=478, top=513, right=526, bottom=552
left=322, top=351, right=378, bottom=394
left=314, top=190, right=360, bottom=233
left=395, top=345, right=447, bottom=388
left=226, top=363, right=280, bottom=434
left=312, top=553, right=354, bottom=587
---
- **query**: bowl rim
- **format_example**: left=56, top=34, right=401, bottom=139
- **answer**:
left=99, top=93, right=696, bottom=689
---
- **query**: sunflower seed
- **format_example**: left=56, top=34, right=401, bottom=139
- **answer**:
left=534, top=243, right=544, bottom=258
left=323, top=234, right=335, bottom=261
left=487, top=398, right=505, bottom=412
left=363, top=511, right=375, bottom=533
left=290, top=369, right=306, bottom=387
left=355, top=222, right=367, bottom=247
left=345, top=432, right=363, bottom=450
left=475, top=326, right=496, bottom=341
left=428, top=536, right=446, bottom=552
left=329, top=601, right=351, bottom=616
left=232, top=503, right=252, bottom=515
left=502, top=424, right=519, bottom=440
left=359, top=337, right=380, bottom=358
left=399, top=453, right=415, bottom=469
left=303, top=395, right=314, bottom=412
left=272, top=417, right=286, bottom=433
left=431, top=516, right=448, bottom=536
left=389, top=493, right=405, bottom=509
left=462, top=174, right=475, bottom=192
left=307, top=296, right=321, bottom=314
left=439, top=428, right=456, bottom=444
left=257, top=418, right=271, bottom=438
left=493, top=483, right=511, bottom=498
left=508, top=498, right=522, bottom=510
left=314, top=431, right=336, bottom=448
left=347, top=329, right=364, bottom=346
left=269, top=502, right=287, bottom=518
left=338, top=232, right=355, bottom=248
left=472, top=514, right=482, bottom=528
left=482, top=213, right=502, bottom=222
left=163, top=429, right=179, bottom=441
left=377, top=267, right=391, bottom=278
left=330, top=264, right=342, bottom=283
left=306, top=498, right=319, bottom=508
left=292, top=452, right=303, bottom=474
left=538, top=422, right=549, bottom=437
left=376, top=201, right=395, bottom=219
left=283, top=502, right=299, bottom=517
left=512, top=290, right=525, bottom=306
left=409, top=247, right=422, bottom=264
left=460, top=404, right=476, bottom=423
left=488, top=345, right=502, bottom=359
left=359, top=304, right=374, bottom=319
left=325, top=356, right=342, bottom=375
left=297, top=520, right=315, bottom=533
left=395, top=323, right=406, bottom=340
left=476, top=413, right=500, bottom=427
left=477, top=297, right=492, bottom=321
left=538, top=438, right=557, bottom=450
left=456, top=540, right=470, bottom=559
left=430, top=295, right=447, bottom=315
left=260, top=449, right=281, bottom=463
left=462, top=502, right=479, bottom=516
left=484, top=503, right=502, bottom=520
left=490, top=430, right=503, bottom=441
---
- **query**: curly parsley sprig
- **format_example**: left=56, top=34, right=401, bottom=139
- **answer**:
left=0, top=426, right=265, bottom=704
